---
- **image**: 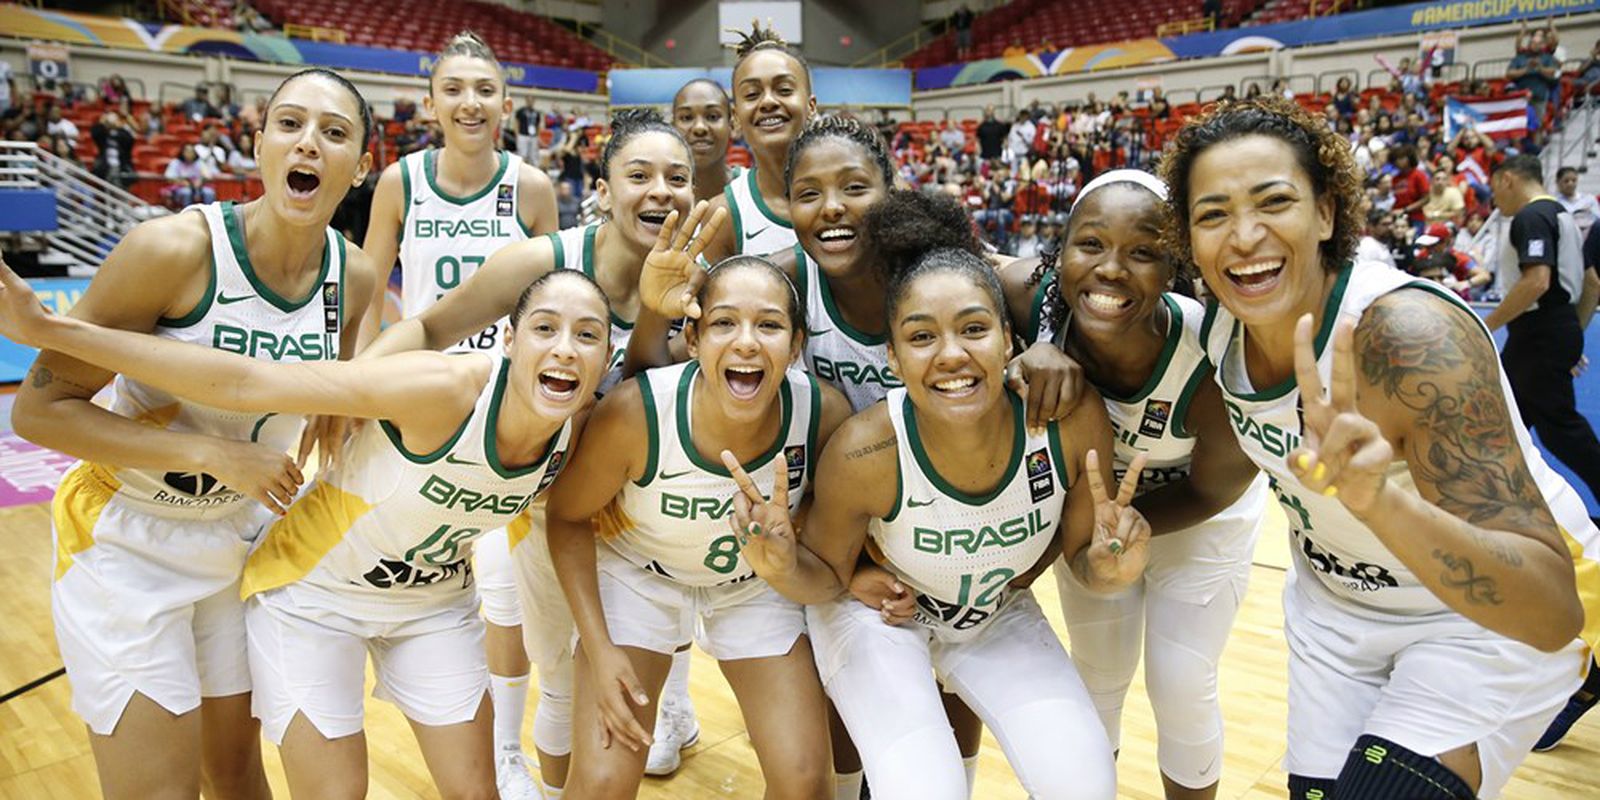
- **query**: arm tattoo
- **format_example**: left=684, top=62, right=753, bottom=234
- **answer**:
left=27, top=365, right=98, bottom=396
left=1357, top=291, right=1556, bottom=542
left=1432, top=548, right=1505, bottom=605
left=844, top=436, right=896, bottom=461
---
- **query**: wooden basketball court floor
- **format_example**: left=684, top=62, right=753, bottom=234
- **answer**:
left=1, top=495, right=1595, bottom=798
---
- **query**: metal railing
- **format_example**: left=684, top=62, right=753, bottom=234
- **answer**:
left=852, top=19, right=946, bottom=68
left=1155, top=17, right=1215, bottom=38
left=0, top=142, right=167, bottom=270
left=283, top=24, right=347, bottom=44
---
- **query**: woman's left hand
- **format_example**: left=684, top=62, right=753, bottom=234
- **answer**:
left=1006, top=341, right=1085, bottom=431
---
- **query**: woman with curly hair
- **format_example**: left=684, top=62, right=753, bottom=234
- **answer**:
left=1162, top=95, right=1600, bottom=800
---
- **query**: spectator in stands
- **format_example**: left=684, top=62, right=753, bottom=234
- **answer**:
left=555, top=179, right=580, bottom=229
left=1391, top=145, right=1430, bottom=230
left=1357, top=206, right=1399, bottom=269
left=1484, top=153, right=1600, bottom=510
left=393, top=96, right=416, bottom=124
left=976, top=105, right=1008, bottom=161
left=1003, top=36, right=1027, bottom=58
left=1013, top=213, right=1042, bottom=258
left=1272, top=78, right=1294, bottom=100
left=515, top=95, right=541, bottom=165
left=557, top=130, right=585, bottom=198
left=238, top=3, right=273, bottom=33
left=195, top=123, right=231, bottom=175
left=1370, top=172, right=1397, bottom=214
left=1149, top=91, right=1171, bottom=120
left=44, top=106, right=77, bottom=143
left=1576, top=40, right=1600, bottom=98
left=1509, top=29, right=1561, bottom=130
left=1219, top=84, right=1237, bottom=103
left=1332, top=76, right=1358, bottom=117
left=953, top=3, right=975, bottom=60
left=1007, top=109, right=1035, bottom=165
left=50, top=135, right=84, bottom=169
left=1244, top=82, right=1262, bottom=101
left=0, top=59, right=12, bottom=118
left=226, top=131, right=258, bottom=175
left=238, top=95, right=265, bottom=132
left=974, top=163, right=1015, bottom=251
left=1202, top=0, right=1222, bottom=29
left=99, top=75, right=129, bottom=106
left=216, top=85, right=241, bottom=123
left=939, top=120, right=966, bottom=152
left=164, top=143, right=216, bottom=208
left=1423, top=166, right=1465, bottom=226
left=89, top=110, right=135, bottom=188
left=1556, top=166, right=1600, bottom=238
left=180, top=83, right=218, bottom=122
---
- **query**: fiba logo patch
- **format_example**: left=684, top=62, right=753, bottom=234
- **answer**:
left=1025, top=448, right=1053, bottom=502
left=536, top=450, right=567, bottom=493
left=162, top=470, right=227, bottom=497
left=1139, top=399, right=1172, bottom=437
left=784, top=445, right=806, bottom=490
left=497, top=184, right=514, bottom=216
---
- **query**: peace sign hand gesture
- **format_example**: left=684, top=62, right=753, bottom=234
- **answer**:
left=721, top=450, right=799, bottom=580
left=1288, top=314, right=1393, bottom=518
left=640, top=200, right=727, bottom=320
left=1084, top=449, right=1151, bottom=587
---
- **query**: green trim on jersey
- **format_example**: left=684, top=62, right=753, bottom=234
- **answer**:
left=485, top=358, right=558, bottom=479
left=380, top=404, right=473, bottom=465
left=335, top=233, right=349, bottom=328
left=224, top=201, right=331, bottom=313
left=580, top=224, right=634, bottom=331
left=159, top=252, right=217, bottom=328
left=1198, top=299, right=1220, bottom=345
left=745, top=167, right=792, bottom=229
left=792, top=242, right=808, bottom=306
left=634, top=372, right=661, bottom=487
left=547, top=230, right=565, bottom=272
left=1169, top=362, right=1210, bottom=439
left=1101, top=294, right=1183, bottom=404
left=1047, top=416, right=1069, bottom=489
left=882, top=450, right=904, bottom=523
left=805, top=372, right=822, bottom=483
left=1024, top=273, right=1051, bottom=343
left=904, top=390, right=1025, bottom=506
left=725, top=181, right=744, bottom=247
left=674, top=361, right=794, bottom=477
left=399, top=157, right=413, bottom=237
left=1228, top=262, right=1352, bottom=402
left=818, top=261, right=887, bottom=345
left=424, top=149, right=510, bottom=206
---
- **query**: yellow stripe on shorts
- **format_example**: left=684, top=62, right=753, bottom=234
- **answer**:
left=1560, top=526, right=1600, bottom=655
left=51, top=462, right=121, bottom=581
left=241, top=480, right=371, bottom=599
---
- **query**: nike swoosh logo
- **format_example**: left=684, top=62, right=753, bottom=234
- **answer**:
left=745, top=226, right=769, bottom=240
left=414, top=196, right=427, bottom=205
left=907, top=497, right=935, bottom=508
left=806, top=328, right=832, bottom=337
left=216, top=293, right=254, bottom=305
left=445, top=454, right=479, bottom=466
left=659, top=469, right=693, bottom=481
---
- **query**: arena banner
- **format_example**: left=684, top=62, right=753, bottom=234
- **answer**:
left=915, top=0, right=1600, bottom=90
left=0, top=5, right=600, bottom=93
left=609, top=66, right=912, bottom=107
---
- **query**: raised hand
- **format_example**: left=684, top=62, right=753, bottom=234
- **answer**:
left=848, top=562, right=917, bottom=626
left=1287, top=314, right=1393, bottom=517
left=296, top=414, right=360, bottom=475
left=587, top=643, right=653, bottom=752
left=1084, top=449, right=1151, bottom=586
left=720, top=449, right=798, bottom=580
left=639, top=200, right=727, bottom=320
left=0, top=250, right=53, bottom=348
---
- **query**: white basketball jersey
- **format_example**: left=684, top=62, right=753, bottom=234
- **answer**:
left=548, top=222, right=634, bottom=395
left=795, top=245, right=902, bottom=412
left=725, top=165, right=798, bottom=256
left=603, top=361, right=820, bottom=587
left=398, top=149, right=529, bottom=353
left=242, top=354, right=571, bottom=621
left=103, top=201, right=346, bottom=520
left=1204, top=259, right=1600, bottom=619
left=869, top=388, right=1067, bottom=641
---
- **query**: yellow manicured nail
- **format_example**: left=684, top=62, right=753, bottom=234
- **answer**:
left=1322, top=486, right=1338, bottom=497
left=1296, top=453, right=1310, bottom=471
left=1312, top=463, right=1327, bottom=482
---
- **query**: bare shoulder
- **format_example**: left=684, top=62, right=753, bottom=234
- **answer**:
left=815, top=381, right=854, bottom=444
left=374, top=159, right=405, bottom=195
left=73, top=209, right=214, bottom=327
left=821, top=402, right=897, bottom=475
left=1353, top=286, right=1492, bottom=405
left=997, top=254, right=1048, bottom=331
left=517, top=160, right=555, bottom=196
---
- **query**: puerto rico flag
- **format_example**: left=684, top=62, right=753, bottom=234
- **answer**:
left=1444, top=92, right=1530, bottom=143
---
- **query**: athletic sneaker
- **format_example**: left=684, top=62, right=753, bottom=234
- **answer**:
left=495, top=745, right=542, bottom=800
left=644, top=697, right=701, bottom=776
left=1533, top=655, right=1599, bottom=752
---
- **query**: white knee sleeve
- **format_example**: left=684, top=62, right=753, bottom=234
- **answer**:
left=532, top=657, right=574, bottom=757
left=1142, top=589, right=1239, bottom=789
left=1054, top=564, right=1144, bottom=747
left=476, top=528, right=524, bottom=627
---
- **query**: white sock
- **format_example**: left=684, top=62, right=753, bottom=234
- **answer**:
left=541, top=783, right=564, bottom=800
left=963, top=755, right=979, bottom=799
left=490, top=672, right=530, bottom=753
left=834, top=770, right=863, bottom=800
left=663, top=648, right=692, bottom=706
